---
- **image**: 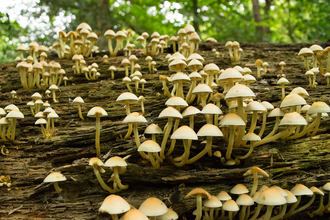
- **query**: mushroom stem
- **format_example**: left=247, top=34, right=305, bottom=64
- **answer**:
left=263, top=117, right=281, bottom=139
left=258, top=111, right=268, bottom=137
left=40, top=124, right=46, bottom=137
left=10, top=118, right=17, bottom=141
left=160, top=118, right=173, bottom=159
left=51, top=118, right=55, bottom=136
left=77, top=104, right=85, bottom=120
left=52, top=91, right=58, bottom=103
left=287, top=113, right=320, bottom=139
left=147, top=152, right=160, bottom=169
left=225, top=126, right=235, bottom=160
left=53, top=182, right=62, bottom=193
left=249, top=204, right=263, bottom=220
left=95, top=116, right=101, bottom=156
left=312, top=194, right=324, bottom=216
left=92, top=164, right=115, bottom=193
left=195, top=195, right=203, bottom=220
left=186, top=136, right=212, bottom=164
left=172, top=139, right=191, bottom=167
left=113, top=167, right=128, bottom=190
left=291, top=194, right=315, bottom=216
left=270, top=204, right=287, bottom=220
left=110, top=214, right=119, bottom=220
left=166, top=118, right=180, bottom=157
left=133, top=123, right=148, bottom=159
left=235, top=142, right=255, bottom=160
left=283, top=195, right=301, bottom=219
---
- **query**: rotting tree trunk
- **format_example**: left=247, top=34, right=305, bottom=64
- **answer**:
left=0, top=41, right=330, bottom=219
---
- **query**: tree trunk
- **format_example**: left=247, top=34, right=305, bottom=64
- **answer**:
left=192, top=0, right=200, bottom=34
left=96, top=0, right=110, bottom=51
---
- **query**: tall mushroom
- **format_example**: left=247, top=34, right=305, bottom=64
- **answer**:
left=87, top=107, right=108, bottom=156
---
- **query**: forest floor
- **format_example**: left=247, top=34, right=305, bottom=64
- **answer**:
left=0, top=40, right=330, bottom=220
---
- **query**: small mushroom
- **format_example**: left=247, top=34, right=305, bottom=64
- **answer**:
left=43, top=172, right=66, bottom=193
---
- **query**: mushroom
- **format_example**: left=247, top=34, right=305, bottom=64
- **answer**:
left=236, top=194, right=254, bottom=220
left=99, top=194, right=130, bottom=220
left=109, top=66, right=116, bottom=80
left=87, top=107, right=108, bottom=156
left=73, top=97, right=85, bottom=120
left=139, top=197, right=168, bottom=220
left=104, top=156, right=129, bottom=191
left=243, top=166, right=269, bottom=196
left=47, top=112, right=59, bottom=137
left=222, top=199, right=239, bottom=220
left=6, top=109, right=24, bottom=141
left=89, top=158, right=115, bottom=193
left=138, top=140, right=162, bottom=169
left=277, top=77, right=289, bottom=100
left=43, top=171, right=66, bottom=193
left=203, top=195, right=222, bottom=220
left=255, top=59, right=263, bottom=78
left=104, top=29, right=115, bottom=56
left=185, top=188, right=211, bottom=220
left=35, top=118, right=47, bottom=137
left=49, top=84, right=59, bottom=103
left=298, top=47, right=313, bottom=71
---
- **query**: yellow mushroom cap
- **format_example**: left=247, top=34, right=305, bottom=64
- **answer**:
left=44, top=171, right=66, bottom=183
left=99, top=194, right=130, bottom=215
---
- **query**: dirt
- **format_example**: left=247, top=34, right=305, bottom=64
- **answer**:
left=0, top=40, right=330, bottom=220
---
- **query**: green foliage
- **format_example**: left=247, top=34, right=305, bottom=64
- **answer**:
left=0, top=12, right=25, bottom=63
left=2, top=0, right=330, bottom=63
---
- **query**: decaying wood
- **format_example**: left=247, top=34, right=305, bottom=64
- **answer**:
left=1, top=40, right=330, bottom=219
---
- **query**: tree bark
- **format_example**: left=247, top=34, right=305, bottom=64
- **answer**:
left=96, top=0, right=110, bottom=51
left=192, top=0, right=200, bottom=34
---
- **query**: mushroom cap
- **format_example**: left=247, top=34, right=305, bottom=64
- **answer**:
left=268, top=108, right=285, bottom=118
left=290, top=184, right=313, bottom=196
left=104, top=29, right=115, bottom=38
left=245, top=101, right=267, bottom=112
left=47, top=112, right=59, bottom=119
left=0, top=118, right=10, bottom=125
left=49, top=84, right=59, bottom=91
left=139, top=197, right=168, bottom=217
left=129, top=55, right=138, bottom=62
left=197, top=124, right=223, bottom=137
left=89, top=157, right=104, bottom=166
left=4, top=104, right=19, bottom=112
left=309, top=44, right=323, bottom=53
left=27, top=101, right=35, bottom=106
left=204, top=63, right=220, bottom=74
left=192, top=83, right=213, bottom=94
left=171, top=72, right=190, bottom=82
left=222, top=199, right=239, bottom=212
left=256, top=188, right=286, bottom=205
left=104, top=156, right=127, bottom=167
left=169, top=58, right=187, bottom=71
left=43, top=107, right=55, bottom=114
left=243, top=166, right=269, bottom=177
left=201, top=103, right=223, bottom=115
left=203, top=195, right=222, bottom=208
left=242, top=133, right=261, bottom=142
left=121, top=58, right=130, bottom=66
left=280, top=93, right=306, bottom=108
left=284, top=189, right=298, bottom=203
left=218, top=68, right=243, bottom=82
left=187, top=53, right=204, bottom=63
left=73, top=97, right=84, bottom=104
left=277, top=77, right=289, bottom=85
left=6, top=109, right=24, bottom=119
left=158, top=208, right=178, bottom=220
left=308, top=101, right=330, bottom=114
left=182, top=106, right=201, bottom=117
left=138, top=140, right=161, bottom=153
left=261, top=101, right=274, bottom=111
left=35, top=118, right=47, bottom=125
left=243, top=74, right=256, bottom=83
left=123, top=77, right=131, bottom=83
left=230, top=184, right=249, bottom=195
left=144, top=123, right=163, bottom=134
left=279, top=112, right=307, bottom=126
left=189, top=71, right=202, bottom=79
left=31, top=92, right=42, bottom=100
left=123, top=112, right=147, bottom=123
left=165, top=96, right=188, bottom=107
left=44, top=172, right=66, bottom=183
left=158, top=107, right=182, bottom=119
left=298, top=47, right=313, bottom=57
left=116, top=92, right=139, bottom=104
left=236, top=194, right=254, bottom=206
left=225, top=84, right=255, bottom=100
left=301, top=104, right=311, bottom=113
left=99, top=194, right=130, bottom=215
left=87, top=107, right=108, bottom=117
left=216, top=191, right=232, bottom=201
left=0, top=108, right=6, bottom=116
left=219, top=113, right=245, bottom=126
left=185, top=187, right=211, bottom=199
left=171, top=125, right=198, bottom=140
left=120, top=209, right=149, bottom=220
left=187, top=59, right=203, bottom=70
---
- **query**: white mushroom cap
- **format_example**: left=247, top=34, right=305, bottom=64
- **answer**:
left=99, top=194, right=130, bottom=215
left=44, top=172, right=66, bottom=183
left=139, top=197, right=168, bottom=217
